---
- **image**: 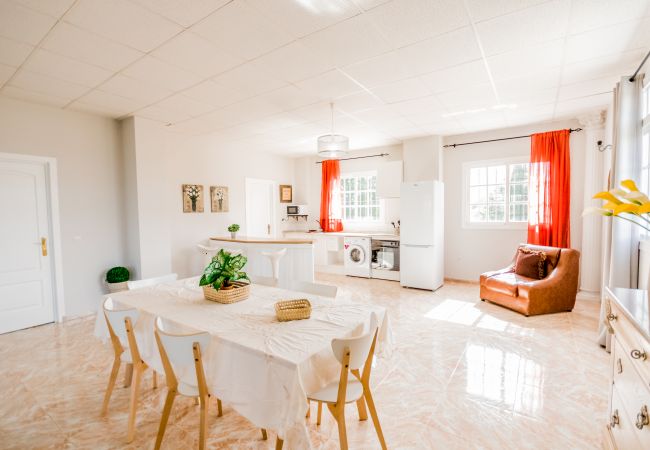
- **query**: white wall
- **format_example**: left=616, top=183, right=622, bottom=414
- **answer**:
left=443, top=119, right=586, bottom=281
left=0, top=98, right=124, bottom=318
left=293, top=144, right=403, bottom=233
left=403, top=135, right=443, bottom=182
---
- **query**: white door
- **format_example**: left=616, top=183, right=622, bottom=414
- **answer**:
left=245, top=179, right=275, bottom=238
left=0, top=159, right=55, bottom=333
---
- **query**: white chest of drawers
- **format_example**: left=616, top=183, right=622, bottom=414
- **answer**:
left=604, top=287, right=650, bottom=450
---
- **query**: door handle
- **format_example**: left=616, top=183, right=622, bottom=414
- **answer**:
left=41, top=237, right=47, bottom=256
left=267, top=224, right=271, bottom=235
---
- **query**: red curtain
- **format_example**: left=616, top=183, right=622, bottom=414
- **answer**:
left=319, top=160, right=343, bottom=232
left=527, top=129, right=571, bottom=248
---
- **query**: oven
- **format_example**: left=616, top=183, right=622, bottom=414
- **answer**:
left=371, top=238, right=400, bottom=281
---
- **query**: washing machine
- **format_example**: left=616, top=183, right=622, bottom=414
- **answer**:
left=344, top=236, right=371, bottom=278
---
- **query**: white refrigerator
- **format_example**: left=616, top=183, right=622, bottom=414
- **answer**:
left=400, top=181, right=444, bottom=290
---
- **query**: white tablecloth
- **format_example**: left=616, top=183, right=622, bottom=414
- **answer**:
left=93, top=278, right=392, bottom=449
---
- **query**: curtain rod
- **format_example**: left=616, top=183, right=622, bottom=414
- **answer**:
left=442, top=128, right=583, bottom=149
left=315, top=153, right=389, bottom=164
left=630, top=49, right=650, bottom=82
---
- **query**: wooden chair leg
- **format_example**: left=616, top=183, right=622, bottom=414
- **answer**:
left=352, top=369, right=368, bottom=421
left=101, top=357, right=121, bottom=415
left=199, top=395, right=209, bottom=450
left=275, top=437, right=284, bottom=450
left=194, top=397, right=199, bottom=406
left=123, top=363, right=133, bottom=388
left=336, top=410, right=349, bottom=450
left=154, top=389, right=176, bottom=450
left=306, top=400, right=310, bottom=418
left=126, top=368, right=142, bottom=443
left=152, top=370, right=157, bottom=389
left=216, top=398, right=223, bottom=417
left=261, top=429, right=267, bottom=440
left=316, top=402, right=323, bottom=426
left=364, top=389, right=387, bottom=450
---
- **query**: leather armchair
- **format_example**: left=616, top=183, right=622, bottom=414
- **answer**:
left=479, top=244, right=580, bottom=316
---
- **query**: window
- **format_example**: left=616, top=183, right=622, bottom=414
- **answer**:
left=464, top=159, right=530, bottom=227
left=641, top=81, right=650, bottom=197
left=340, top=172, right=381, bottom=222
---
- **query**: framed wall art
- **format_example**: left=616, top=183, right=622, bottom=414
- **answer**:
left=279, top=184, right=292, bottom=203
left=182, top=184, right=204, bottom=213
left=210, top=186, right=229, bottom=212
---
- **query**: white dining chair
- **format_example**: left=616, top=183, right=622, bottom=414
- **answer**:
left=306, top=313, right=386, bottom=450
left=101, top=298, right=158, bottom=443
left=249, top=274, right=278, bottom=287
left=197, top=244, right=220, bottom=266
left=289, top=280, right=337, bottom=298
left=261, top=248, right=287, bottom=281
left=153, top=318, right=268, bottom=450
left=127, top=273, right=178, bottom=290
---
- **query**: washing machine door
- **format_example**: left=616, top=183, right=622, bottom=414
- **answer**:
left=347, top=244, right=367, bottom=265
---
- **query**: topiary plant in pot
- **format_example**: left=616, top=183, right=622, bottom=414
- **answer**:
left=106, top=266, right=130, bottom=293
left=227, top=223, right=240, bottom=239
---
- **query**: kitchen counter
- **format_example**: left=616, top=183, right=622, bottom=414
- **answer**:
left=210, top=236, right=313, bottom=244
left=283, top=231, right=400, bottom=240
left=607, top=286, right=650, bottom=342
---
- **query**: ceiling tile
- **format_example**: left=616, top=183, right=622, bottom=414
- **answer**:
left=199, top=97, right=284, bottom=129
left=465, top=0, right=547, bottom=22
left=245, top=0, right=361, bottom=39
left=41, top=22, right=144, bottom=72
left=418, top=59, right=490, bottom=94
left=191, top=1, right=293, bottom=61
left=22, top=49, right=112, bottom=88
left=211, top=61, right=287, bottom=96
left=505, top=103, right=555, bottom=127
left=152, top=93, right=216, bottom=118
left=0, top=36, right=33, bottom=67
left=122, top=56, right=202, bottom=92
left=135, top=104, right=192, bottom=124
left=457, top=111, right=508, bottom=133
left=487, top=39, right=564, bottom=81
left=569, top=0, right=650, bottom=35
left=258, top=85, right=321, bottom=111
left=64, top=0, right=182, bottom=52
left=300, top=12, right=393, bottom=68
left=335, top=91, right=385, bottom=113
left=182, top=80, right=249, bottom=109
left=371, top=77, right=431, bottom=104
left=402, top=109, right=448, bottom=126
left=8, top=70, right=89, bottom=100
left=561, top=49, right=645, bottom=85
left=252, top=41, right=334, bottom=83
left=97, top=74, right=172, bottom=105
left=352, top=106, right=413, bottom=127
left=295, top=70, right=364, bottom=100
left=497, top=85, right=557, bottom=107
left=1, top=84, right=70, bottom=107
left=436, top=83, right=498, bottom=111
left=152, top=31, right=243, bottom=78
left=475, top=0, right=570, bottom=56
left=341, top=50, right=416, bottom=88
left=288, top=101, right=341, bottom=123
left=557, top=75, right=618, bottom=102
left=494, top=68, right=562, bottom=93
left=565, top=17, right=650, bottom=64
left=349, top=0, right=392, bottom=11
left=10, top=0, right=76, bottom=18
left=369, top=0, right=470, bottom=49
left=554, top=92, right=611, bottom=118
left=131, top=0, right=231, bottom=27
left=71, top=89, right=144, bottom=116
left=388, top=94, right=446, bottom=116
left=0, top=1, right=56, bottom=45
left=0, top=63, right=15, bottom=86
left=421, top=119, right=464, bottom=135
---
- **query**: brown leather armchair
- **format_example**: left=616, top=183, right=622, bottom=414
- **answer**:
left=479, top=244, right=580, bottom=316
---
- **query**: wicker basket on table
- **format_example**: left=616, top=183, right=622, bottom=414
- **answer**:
left=203, top=281, right=250, bottom=304
left=275, top=299, right=311, bottom=321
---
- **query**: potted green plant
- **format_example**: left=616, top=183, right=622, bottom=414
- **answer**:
left=228, top=223, right=240, bottom=239
left=199, top=249, right=250, bottom=302
left=106, top=266, right=130, bottom=293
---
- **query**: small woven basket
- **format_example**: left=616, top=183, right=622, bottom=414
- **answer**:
left=203, top=281, right=250, bottom=304
left=275, top=299, right=311, bottom=322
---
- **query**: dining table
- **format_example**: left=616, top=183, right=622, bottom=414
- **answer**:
left=93, top=277, right=392, bottom=449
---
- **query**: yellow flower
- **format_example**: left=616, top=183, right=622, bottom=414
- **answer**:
left=613, top=203, right=640, bottom=216
left=602, top=202, right=618, bottom=211
left=638, top=202, right=650, bottom=214
left=582, top=207, right=613, bottom=217
left=593, top=191, right=622, bottom=204
left=624, top=190, right=650, bottom=204
left=621, top=179, right=639, bottom=191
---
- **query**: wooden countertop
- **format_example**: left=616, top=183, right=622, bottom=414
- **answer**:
left=210, top=236, right=313, bottom=244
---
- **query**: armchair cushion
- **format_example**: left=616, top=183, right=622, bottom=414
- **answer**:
left=514, top=247, right=547, bottom=280
left=483, top=272, right=535, bottom=297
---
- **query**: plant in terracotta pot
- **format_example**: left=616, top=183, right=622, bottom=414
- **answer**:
left=199, top=249, right=249, bottom=292
left=106, top=266, right=130, bottom=293
left=228, top=223, right=240, bottom=239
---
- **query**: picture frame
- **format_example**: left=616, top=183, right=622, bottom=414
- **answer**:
left=210, top=186, right=229, bottom=213
left=279, top=184, right=292, bottom=203
left=182, top=184, right=204, bottom=213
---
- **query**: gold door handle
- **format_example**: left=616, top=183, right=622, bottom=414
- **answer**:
left=611, top=409, right=620, bottom=428
left=41, top=237, right=47, bottom=256
left=636, top=405, right=649, bottom=430
left=631, top=349, right=647, bottom=360
left=607, top=312, right=617, bottom=322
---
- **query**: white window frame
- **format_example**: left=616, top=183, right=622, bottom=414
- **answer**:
left=340, top=170, right=384, bottom=224
left=462, top=156, right=529, bottom=230
left=640, top=79, right=650, bottom=240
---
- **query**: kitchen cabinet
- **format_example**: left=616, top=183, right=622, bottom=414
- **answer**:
left=377, top=160, right=403, bottom=199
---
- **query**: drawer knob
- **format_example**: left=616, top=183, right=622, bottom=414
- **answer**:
left=631, top=349, right=647, bottom=360
left=617, top=358, right=623, bottom=374
left=611, top=409, right=620, bottom=428
left=607, top=312, right=618, bottom=321
left=636, top=405, right=649, bottom=430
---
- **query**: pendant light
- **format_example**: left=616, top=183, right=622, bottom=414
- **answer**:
left=317, top=102, right=349, bottom=158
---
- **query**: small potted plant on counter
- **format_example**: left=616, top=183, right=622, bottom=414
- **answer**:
left=228, top=223, right=240, bottom=239
left=106, top=266, right=130, bottom=293
left=199, top=249, right=250, bottom=303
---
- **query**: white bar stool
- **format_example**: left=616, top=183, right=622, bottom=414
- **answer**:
left=196, top=244, right=220, bottom=266
left=261, top=248, right=287, bottom=281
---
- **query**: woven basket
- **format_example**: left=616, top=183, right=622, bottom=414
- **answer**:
left=275, top=299, right=311, bottom=322
left=203, top=281, right=250, bottom=304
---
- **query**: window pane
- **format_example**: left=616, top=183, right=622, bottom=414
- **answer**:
left=358, top=191, right=368, bottom=205
left=358, top=206, right=367, bottom=219
left=470, top=186, right=487, bottom=204
left=510, top=203, right=528, bottom=222
left=488, top=204, right=505, bottom=222
left=509, top=183, right=528, bottom=202
left=358, top=176, right=368, bottom=190
left=488, top=165, right=506, bottom=184
left=369, top=176, right=377, bottom=190
left=470, top=167, right=487, bottom=186
left=347, top=207, right=355, bottom=220
left=510, top=163, right=529, bottom=183
left=370, top=207, right=379, bottom=220
left=369, top=191, right=377, bottom=205
left=487, top=184, right=505, bottom=202
left=470, top=205, right=487, bottom=222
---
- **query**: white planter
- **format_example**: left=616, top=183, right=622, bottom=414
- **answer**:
left=231, top=232, right=237, bottom=239
left=106, top=281, right=128, bottom=293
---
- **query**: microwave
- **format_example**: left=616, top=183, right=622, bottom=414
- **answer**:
left=287, top=205, right=308, bottom=215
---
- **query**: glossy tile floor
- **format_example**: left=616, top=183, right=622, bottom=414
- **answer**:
left=0, top=275, right=608, bottom=449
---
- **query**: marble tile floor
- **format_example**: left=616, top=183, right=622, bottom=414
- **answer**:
left=0, top=274, right=609, bottom=449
